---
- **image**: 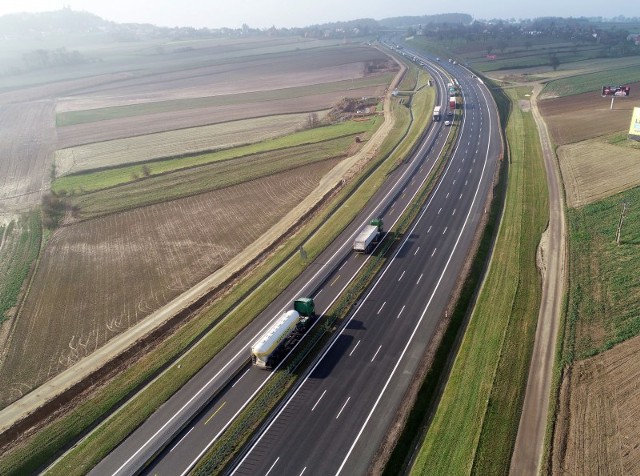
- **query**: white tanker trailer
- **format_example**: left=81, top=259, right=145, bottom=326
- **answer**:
left=251, top=298, right=315, bottom=369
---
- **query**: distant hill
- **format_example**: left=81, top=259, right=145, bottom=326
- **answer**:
left=0, top=7, right=110, bottom=37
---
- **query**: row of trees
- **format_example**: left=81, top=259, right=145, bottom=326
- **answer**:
left=22, top=47, right=85, bottom=71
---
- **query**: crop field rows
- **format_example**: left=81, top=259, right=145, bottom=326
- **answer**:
left=64, top=132, right=367, bottom=220
left=558, top=137, right=640, bottom=208
left=0, top=101, right=56, bottom=213
left=55, top=84, right=388, bottom=148
left=555, top=333, right=640, bottom=476
left=0, top=158, right=340, bottom=407
left=54, top=112, right=313, bottom=176
left=0, top=213, right=41, bottom=324
left=53, top=119, right=375, bottom=195
left=538, top=84, right=640, bottom=145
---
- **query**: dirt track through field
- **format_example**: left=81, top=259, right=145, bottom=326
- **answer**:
left=510, top=84, right=567, bottom=475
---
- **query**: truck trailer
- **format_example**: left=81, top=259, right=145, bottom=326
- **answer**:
left=433, top=105, right=442, bottom=121
left=353, top=218, right=383, bottom=253
left=449, top=96, right=457, bottom=109
left=251, top=298, right=315, bottom=369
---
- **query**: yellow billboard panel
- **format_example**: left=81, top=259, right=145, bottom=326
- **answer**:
left=629, top=107, right=640, bottom=141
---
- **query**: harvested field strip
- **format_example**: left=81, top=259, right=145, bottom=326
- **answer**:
left=54, top=113, right=314, bottom=176
left=411, top=88, right=547, bottom=475
left=0, top=213, right=42, bottom=323
left=0, top=159, right=340, bottom=409
left=56, top=74, right=394, bottom=126
left=555, top=334, right=640, bottom=475
left=541, top=66, right=640, bottom=98
left=558, top=137, right=640, bottom=208
left=564, top=184, right=640, bottom=362
left=53, top=119, right=377, bottom=196
left=68, top=132, right=372, bottom=220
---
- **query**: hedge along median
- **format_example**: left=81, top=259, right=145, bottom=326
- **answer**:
left=0, top=62, right=430, bottom=476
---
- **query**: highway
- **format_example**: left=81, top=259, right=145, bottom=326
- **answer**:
left=91, top=47, right=500, bottom=476
left=228, top=50, right=501, bottom=475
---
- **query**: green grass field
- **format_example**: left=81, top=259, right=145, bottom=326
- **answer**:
left=410, top=87, right=548, bottom=475
left=53, top=120, right=377, bottom=196
left=563, top=185, right=640, bottom=363
left=0, top=213, right=42, bottom=323
left=541, top=65, right=640, bottom=97
left=56, top=74, right=394, bottom=126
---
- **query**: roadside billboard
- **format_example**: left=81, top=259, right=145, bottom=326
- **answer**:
left=629, top=107, right=640, bottom=141
left=602, top=85, right=631, bottom=97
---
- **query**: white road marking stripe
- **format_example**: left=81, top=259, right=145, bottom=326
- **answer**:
left=371, top=345, right=382, bottom=362
left=349, top=340, right=360, bottom=357
left=336, top=397, right=351, bottom=419
left=312, top=390, right=327, bottom=411
left=377, top=302, right=386, bottom=314
left=232, top=368, right=251, bottom=388
left=265, top=457, right=279, bottom=476
left=397, top=305, right=405, bottom=319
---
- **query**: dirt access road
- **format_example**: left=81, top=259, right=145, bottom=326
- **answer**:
left=509, top=84, right=567, bottom=475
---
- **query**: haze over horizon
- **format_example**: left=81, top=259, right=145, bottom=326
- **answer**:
left=0, top=0, right=638, bottom=30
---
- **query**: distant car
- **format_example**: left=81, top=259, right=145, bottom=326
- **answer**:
left=444, top=120, right=451, bottom=126
left=436, top=57, right=440, bottom=61
left=448, top=111, right=453, bottom=116
left=452, top=60, right=457, bottom=65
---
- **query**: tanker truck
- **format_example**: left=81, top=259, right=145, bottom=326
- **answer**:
left=251, top=298, right=315, bottom=369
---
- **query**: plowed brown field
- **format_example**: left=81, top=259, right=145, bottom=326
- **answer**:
left=538, top=82, right=640, bottom=145
left=56, top=86, right=385, bottom=148
left=0, top=101, right=56, bottom=214
left=554, top=335, right=640, bottom=476
left=558, top=138, right=640, bottom=208
left=0, top=158, right=339, bottom=407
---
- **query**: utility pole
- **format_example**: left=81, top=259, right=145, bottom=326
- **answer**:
left=616, top=200, right=628, bottom=245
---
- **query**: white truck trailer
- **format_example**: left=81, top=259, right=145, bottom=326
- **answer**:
left=433, top=105, right=442, bottom=121
left=353, top=218, right=383, bottom=253
left=251, top=298, right=315, bottom=369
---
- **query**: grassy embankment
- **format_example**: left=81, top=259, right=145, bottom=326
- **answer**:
left=53, top=120, right=376, bottom=195
left=0, top=62, right=425, bottom=476
left=410, top=86, right=548, bottom=475
left=0, top=213, right=42, bottom=324
left=56, top=74, right=395, bottom=126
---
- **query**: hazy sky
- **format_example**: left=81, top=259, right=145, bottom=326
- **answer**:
left=0, top=0, right=637, bottom=29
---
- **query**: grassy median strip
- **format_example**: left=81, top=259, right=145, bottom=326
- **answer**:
left=0, top=67, right=425, bottom=476
left=409, top=86, right=548, bottom=475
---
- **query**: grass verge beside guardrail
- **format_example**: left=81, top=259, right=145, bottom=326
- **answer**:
left=409, top=86, right=548, bottom=475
